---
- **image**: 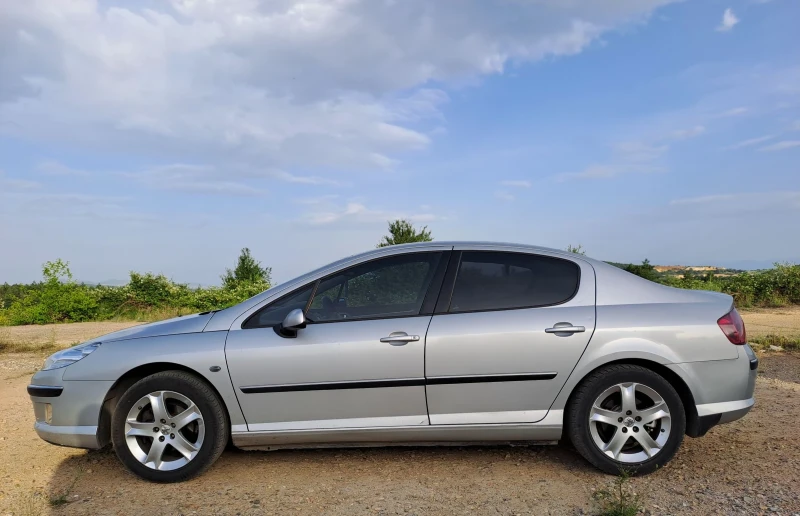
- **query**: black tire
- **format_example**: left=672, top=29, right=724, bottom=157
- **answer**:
left=111, top=370, right=229, bottom=483
left=566, top=364, right=686, bottom=476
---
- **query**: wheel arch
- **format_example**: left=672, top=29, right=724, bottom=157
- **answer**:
left=97, top=362, right=233, bottom=448
left=561, top=358, right=701, bottom=438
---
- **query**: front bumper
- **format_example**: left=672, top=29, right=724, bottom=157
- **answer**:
left=28, top=374, right=113, bottom=450
left=34, top=421, right=101, bottom=449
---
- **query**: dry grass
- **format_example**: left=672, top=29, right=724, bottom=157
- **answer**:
left=740, top=306, right=800, bottom=350
left=0, top=321, right=140, bottom=355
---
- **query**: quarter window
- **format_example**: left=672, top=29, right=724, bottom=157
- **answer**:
left=448, top=252, right=580, bottom=313
left=242, top=284, right=314, bottom=329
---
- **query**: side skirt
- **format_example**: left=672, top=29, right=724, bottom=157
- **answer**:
left=232, top=410, right=563, bottom=450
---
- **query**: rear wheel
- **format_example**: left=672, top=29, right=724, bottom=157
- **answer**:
left=567, top=364, right=686, bottom=475
left=111, top=370, right=228, bottom=482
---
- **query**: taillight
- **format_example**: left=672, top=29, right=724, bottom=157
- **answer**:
left=717, top=308, right=747, bottom=345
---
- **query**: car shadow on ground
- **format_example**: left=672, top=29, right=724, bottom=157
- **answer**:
left=44, top=442, right=601, bottom=514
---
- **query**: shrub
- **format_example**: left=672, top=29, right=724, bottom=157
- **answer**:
left=4, top=260, right=99, bottom=325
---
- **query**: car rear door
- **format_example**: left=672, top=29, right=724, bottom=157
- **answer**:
left=225, top=250, right=449, bottom=431
left=424, top=247, right=596, bottom=424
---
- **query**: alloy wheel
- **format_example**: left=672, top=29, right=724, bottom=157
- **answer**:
left=588, top=382, right=671, bottom=463
left=124, top=390, right=205, bottom=471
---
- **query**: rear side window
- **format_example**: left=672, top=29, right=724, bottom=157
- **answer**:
left=448, top=251, right=580, bottom=313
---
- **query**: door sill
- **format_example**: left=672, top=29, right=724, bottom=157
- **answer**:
left=232, top=410, right=563, bottom=449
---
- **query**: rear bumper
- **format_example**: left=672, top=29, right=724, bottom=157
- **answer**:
left=696, top=397, right=755, bottom=423
left=670, top=344, right=757, bottom=437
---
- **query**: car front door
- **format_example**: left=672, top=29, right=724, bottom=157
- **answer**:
left=424, top=248, right=596, bottom=424
left=225, top=251, right=448, bottom=431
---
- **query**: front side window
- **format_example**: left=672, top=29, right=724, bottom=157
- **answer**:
left=307, top=252, right=442, bottom=322
left=244, top=252, right=442, bottom=328
left=448, top=251, right=580, bottom=313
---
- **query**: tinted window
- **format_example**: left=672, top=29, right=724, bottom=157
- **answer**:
left=243, top=285, right=313, bottom=329
left=448, top=252, right=579, bottom=313
left=307, top=253, right=441, bottom=322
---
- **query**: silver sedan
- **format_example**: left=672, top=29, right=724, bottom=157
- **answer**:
left=27, top=242, right=757, bottom=482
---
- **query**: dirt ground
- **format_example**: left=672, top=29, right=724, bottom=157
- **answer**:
left=0, top=322, right=140, bottom=351
left=740, top=306, right=800, bottom=340
left=1, top=317, right=799, bottom=516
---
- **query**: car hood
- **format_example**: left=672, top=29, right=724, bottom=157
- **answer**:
left=92, top=312, right=216, bottom=343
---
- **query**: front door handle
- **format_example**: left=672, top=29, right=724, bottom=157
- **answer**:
left=380, top=332, right=420, bottom=345
left=545, top=323, right=586, bottom=335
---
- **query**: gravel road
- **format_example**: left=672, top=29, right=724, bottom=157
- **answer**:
left=1, top=350, right=798, bottom=516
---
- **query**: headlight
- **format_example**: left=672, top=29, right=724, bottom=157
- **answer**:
left=42, top=342, right=102, bottom=371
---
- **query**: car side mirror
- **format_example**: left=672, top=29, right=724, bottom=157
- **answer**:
left=275, top=308, right=306, bottom=338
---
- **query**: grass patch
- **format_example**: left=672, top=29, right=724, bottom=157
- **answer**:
left=48, top=469, right=82, bottom=507
left=592, top=470, right=643, bottom=516
left=0, top=339, right=65, bottom=355
left=749, top=334, right=800, bottom=351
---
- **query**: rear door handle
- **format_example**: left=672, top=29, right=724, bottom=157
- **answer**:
left=380, top=332, right=420, bottom=345
left=545, top=323, right=586, bottom=335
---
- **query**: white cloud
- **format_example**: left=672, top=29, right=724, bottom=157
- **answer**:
left=500, top=180, right=531, bottom=188
left=714, top=107, right=748, bottom=118
left=0, top=0, right=678, bottom=182
left=670, top=125, right=706, bottom=140
left=758, top=140, right=800, bottom=152
left=716, top=8, right=739, bottom=32
left=724, top=134, right=776, bottom=150
left=300, top=201, right=437, bottom=227
left=614, top=141, right=669, bottom=162
left=0, top=170, right=41, bottom=190
left=124, top=164, right=268, bottom=196
left=494, top=191, right=516, bottom=202
left=669, top=191, right=800, bottom=213
left=670, top=194, right=738, bottom=205
left=36, top=160, right=92, bottom=177
left=269, top=170, right=340, bottom=186
left=559, top=164, right=623, bottom=181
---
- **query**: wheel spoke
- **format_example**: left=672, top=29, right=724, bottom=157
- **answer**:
left=603, top=429, right=629, bottom=459
left=170, top=433, right=198, bottom=460
left=620, top=383, right=637, bottom=413
left=590, top=406, right=622, bottom=426
left=144, top=439, right=167, bottom=470
left=171, top=403, right=201, bottom=431
left=148, top=392, right=169, bottom=422
left=632, top=430, right=661, bottom=458
left=638, top=402, right=669, bottom=425
left=126, top=420, right=155, bottom=437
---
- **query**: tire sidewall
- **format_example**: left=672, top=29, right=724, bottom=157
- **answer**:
left=570, top=366, right=686, bottom=475
left=111, top=372, right=227, bottom=483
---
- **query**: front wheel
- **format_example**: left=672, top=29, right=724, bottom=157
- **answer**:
left=111, top=370, right=229, bottom=482
left=566, top=364, right=686, bottom=475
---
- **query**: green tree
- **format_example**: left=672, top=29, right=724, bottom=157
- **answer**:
left=566, top=244, right=586, bottom=255
left=221, top=248, right=272, bottom=289
left=377, top=219, right=433, bottom=247
left=623, top=259, right=661, bottom=282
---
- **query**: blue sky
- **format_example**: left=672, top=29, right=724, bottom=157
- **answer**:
left=1, top=0, right=798, bottom=285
